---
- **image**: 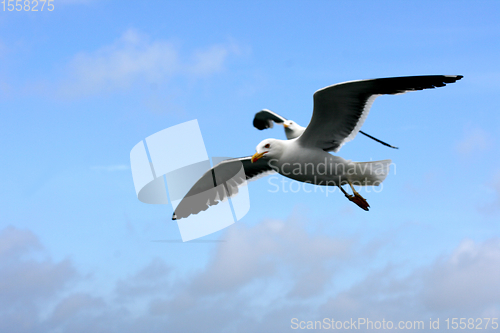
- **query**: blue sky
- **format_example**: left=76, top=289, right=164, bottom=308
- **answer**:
left=1, top=1, right=500, bottom=332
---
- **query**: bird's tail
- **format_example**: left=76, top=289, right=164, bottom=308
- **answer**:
left=349, top=159, right=392, bottom=186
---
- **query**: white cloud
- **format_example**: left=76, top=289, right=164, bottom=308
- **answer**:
left=0, top=226, right=42, bottom=260
left=2, top=224, right=500, bottom=332
left=479, top=170, right=500, bottom=214
left=0, top=227, right=76, bottom=307
left=57, top=29, right=240, bottom=98
left=456, top=127, right=492, bottom=156
left=0, top=218, right=352, bottom=332
left=320, top=238, right=500, bottom=328
left=48, top=293, right=106, bottom=327
left=0, top=226, right=78, bottom=332
left=421, top=238, right=500, bottom=312
left=187, top=216, right=352, bottom=297
left=114, top=258, right=172, bottom=302
left=188, top=44, right=239, bottom=76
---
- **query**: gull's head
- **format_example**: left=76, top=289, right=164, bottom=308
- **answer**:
left=282, top=120, right=295, bottom=129
left=251, top=138, right=284, bottom=163
left=282, top=120, right=305, bottom=140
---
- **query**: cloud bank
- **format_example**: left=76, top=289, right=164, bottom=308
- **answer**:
left=56, top=29, right=240, bottom=99
left=2, top=221, right=499, bottom=332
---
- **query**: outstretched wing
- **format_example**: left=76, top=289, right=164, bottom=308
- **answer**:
left=172, top=157, right=275, bottom=220
left=297, top=75, right=463, bottom=152
left=253, top=109, right=288, bottom=130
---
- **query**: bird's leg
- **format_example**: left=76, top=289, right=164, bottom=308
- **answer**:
left=348, top=180, right=370, bottom=211
left=338, top=184, right=358, bottom=205
left=338, top=181, right=370, bottom=211
left=338, top=184, right=350, bottom=197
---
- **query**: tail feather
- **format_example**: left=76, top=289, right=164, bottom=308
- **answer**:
left=350, top=159, right=392, bottom=186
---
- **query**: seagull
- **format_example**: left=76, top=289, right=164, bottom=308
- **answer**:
left=253, top=109, right=399, bottom=148
left=172, top=75, right=463, bottom=220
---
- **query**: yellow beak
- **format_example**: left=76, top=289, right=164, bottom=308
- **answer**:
left=251, top=152, right=267, bottom=163
left=282, top=123, right=289, bottom=128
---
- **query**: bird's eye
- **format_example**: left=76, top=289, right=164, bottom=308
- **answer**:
left=264, top=143, right=270, bottom=149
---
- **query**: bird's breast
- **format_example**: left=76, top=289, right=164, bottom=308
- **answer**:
left=273, top=149, right=353, bottom=185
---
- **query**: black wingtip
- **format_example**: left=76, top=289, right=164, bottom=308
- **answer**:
left=445, top=75, right=463, bottom=83
left=253, top=118, right=269, bottom=130
left=253, top=110, right=285, bottom=130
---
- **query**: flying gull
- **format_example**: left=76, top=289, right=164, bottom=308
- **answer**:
left=173, top=75, right=463, bottom=220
